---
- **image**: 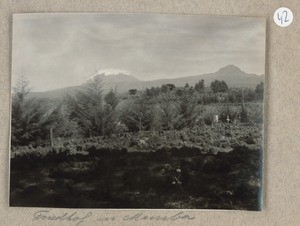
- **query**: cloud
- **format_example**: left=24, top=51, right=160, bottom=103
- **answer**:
left=12, top=14, right=265, bottom=91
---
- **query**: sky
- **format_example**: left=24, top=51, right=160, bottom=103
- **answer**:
left=12, top=13, right=266, bottom=92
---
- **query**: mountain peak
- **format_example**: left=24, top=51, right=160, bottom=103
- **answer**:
left=85, top=68, right=139, bottom=84
left=217, top=65, right=244, bottom=74
left=94, top=68, right=130, bottom=76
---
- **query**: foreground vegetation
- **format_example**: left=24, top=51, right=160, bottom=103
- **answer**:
left=10, top=75, right=263, bottom=209
left=10, top=124, right=262, bottom=209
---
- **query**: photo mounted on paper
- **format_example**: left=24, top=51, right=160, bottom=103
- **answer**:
left=10, top=13, right=265, bottom=210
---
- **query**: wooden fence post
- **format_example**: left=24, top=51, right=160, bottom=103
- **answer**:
left=49, top=127, right=53, bottom=147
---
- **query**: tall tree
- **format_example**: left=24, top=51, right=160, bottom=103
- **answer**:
left=195, top=79, right=205, bottom=92
left=47, top=102, right=79, bottom=138
left=105, top=89, right=119, bottom=109
left=68, top=77, right=117, bottom=137
left=159, top=92, right=178, bottom=130
left=175, top=91, right=201, bottom=129
left=161, top=84, right=176, bottom=93
left=11, top=75, right=49, bottom=146
left=120, top=97, right=153, bottom=132
left=210, top=80, right=228, bottom=93
left=255, top=82, right=264, bottom=100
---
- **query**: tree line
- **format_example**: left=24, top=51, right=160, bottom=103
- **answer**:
left=11, top=75, right=264, bottom=147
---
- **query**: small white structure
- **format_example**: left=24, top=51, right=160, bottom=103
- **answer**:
left=226, top=115, right=230, bottom=123
left=214, top=115, right=219, bottom=124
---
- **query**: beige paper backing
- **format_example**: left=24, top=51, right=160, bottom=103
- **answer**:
left=0, top=0, right=300, bottom=225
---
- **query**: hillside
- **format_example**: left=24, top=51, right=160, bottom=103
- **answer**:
left=28, top=65, right=264, bottom=99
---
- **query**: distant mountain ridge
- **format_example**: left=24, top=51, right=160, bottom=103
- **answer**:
left=28, top=65, right=264, bottom=99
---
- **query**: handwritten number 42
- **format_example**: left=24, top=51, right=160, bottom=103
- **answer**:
left=277, top=11, right=289, bottom=25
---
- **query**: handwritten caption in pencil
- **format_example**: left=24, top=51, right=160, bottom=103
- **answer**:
left=33, top=210, right=196, bottom=225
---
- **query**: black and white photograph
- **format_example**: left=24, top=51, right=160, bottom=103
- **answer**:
left=9, top=13, right=265, bottom=210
